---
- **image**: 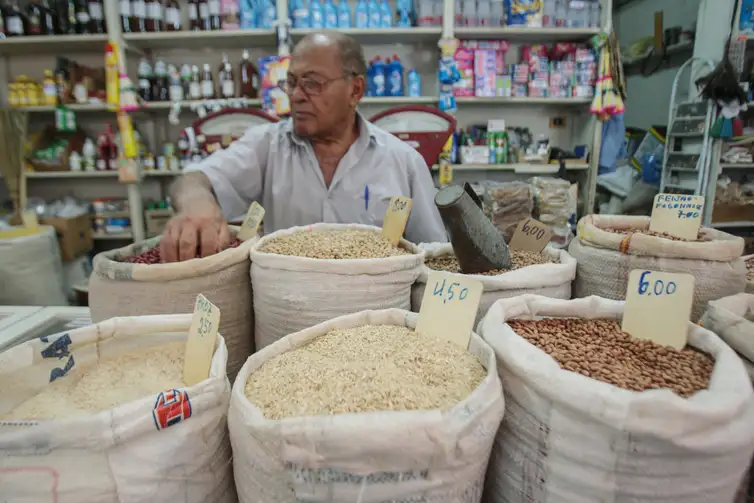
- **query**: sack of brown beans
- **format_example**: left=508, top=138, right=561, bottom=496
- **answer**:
left=701, top=293, right=754, bottom=379
left=743, top=254, right=754, bottom=293
left=411, top=242, right=576, bottom=326
left=229, top=308, right=504, bottom=503
left=0, top=314, right=235, bottom=503
left=88, top=228, right=256, bottom=380
left=250, top=223, right=424, bottom=350
left=569, top=214, right=747, bottom=320
left=479, top=294, right=754, bottom=503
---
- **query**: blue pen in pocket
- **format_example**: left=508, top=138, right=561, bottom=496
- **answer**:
left=364, top=185, right=369, bottom=210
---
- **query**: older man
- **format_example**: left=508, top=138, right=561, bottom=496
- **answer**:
left=160, top=31, right=447, bottom=262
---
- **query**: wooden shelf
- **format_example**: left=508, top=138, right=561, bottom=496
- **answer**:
left=454, top=27, right=600, bottom=42
left=0, top=34, right=109, bottom=55
left=123, top=30, right=277, bottom=51
left=290, top=27, right=442, bottom=45
left=25, top=171, right=181, bottom=179
left=21, top=103, right=111, bottom=113
left=455, top=96, right=592, bottom=106
left=93, top=232, right=133, bottom=240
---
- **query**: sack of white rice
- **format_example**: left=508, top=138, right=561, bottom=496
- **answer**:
left=88, top=228, right=255, bottom=380
left=411, top=242, right=576, bottom=326
left=569, top=214, right=746, bottom=320
left=229, top=308, right=504, bottom=503
left=0, top=314, right=234, bottom=503
left=744, top=254, right=754, bottom=293
left=479, top=294, right=754, bottom=503
left=0, top=226, right=67, bottom=306
left=250, top=224, right=424, bottom=350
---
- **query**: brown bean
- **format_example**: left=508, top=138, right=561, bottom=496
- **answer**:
left=119, top=237, right=243, bottom=264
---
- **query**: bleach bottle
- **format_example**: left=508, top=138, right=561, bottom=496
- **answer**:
left=379, top=0, right=393, bottom=27
left=387, top=55, right=404, bottom=97
left=291, top=0, right=310, bottom=27
left=260, top=0, right=276, bottom=28
left=407, top=68, right=421, bottom=96
left=367, top=0, right=381, bottom=27
left=324, top=0, right=338, bottom=27
left=354, top=0, right=368, bottom=27
left=372, top=56, right=386, bottom=97
left=366, top=59, right=374, bottom=96
left=309, top=0, right=324, bottom=28
left=337, top=0, right=352, bottom=27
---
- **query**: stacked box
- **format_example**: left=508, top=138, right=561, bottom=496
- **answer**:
left=475, top=49, right=498, bottom=97
left=512, top=64, right=529, bottom=97
left=573, top=47, right=597, bottom=98
left=528, top=55, right=549, bottom=98
left=549, top=60, right=575, bottom=98
left=452, top=45, right=475, bottom=97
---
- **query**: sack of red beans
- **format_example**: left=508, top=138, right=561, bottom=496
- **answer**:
left=478, top=294, right=754, bottom=503
left=89, top=228, right=257, bottom=380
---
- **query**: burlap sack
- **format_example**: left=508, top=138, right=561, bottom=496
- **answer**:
left=743, top=254, right=754, bottom=293
left=569, top=215, right=746, bottom=320
left=88, top=229, right=256, bottom=380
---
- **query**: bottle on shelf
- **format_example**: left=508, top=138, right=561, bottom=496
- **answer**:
left=198, top=0, right=210, bottom=30
left=120, top=0, right=132, bottom=32
left=153, top=59, right=168, bottom=101
left=82, top=137, right=96, bottom=171
left=97, top=123, right=119, bottom=171
left=201, top=63, right=215, bottom=99
left=145, top=0, right=163, bottom=31
left=168, top=65, right=184, bottom=102
left=180, top=63, right=192, bottom=96
left=42, top=70, right=57, bottom=105
left=164, top=0, right=180, bottom=30
left=74, top=0, right=90, bottom=33
left=0, top=5, right=6, bottom=38
left=25, top=0, right=44, bottom=35
left=220, top=54, right=235, bottom=98
left=5, top=0, right=26, bottom=37
left=40, top=0, right=57, bottom=33
left=64, top=0, right=78, bottom=34
left=207, top=0, right=221, bottom=29
left=189, top=64, right=202, bottom=100
left=88, top=0, right=106, bottom=33
left=239, top=49, right=258, bottom=99
left=131, top=0, right=147, bottom=31
left=137, top=58, right=154, bottom=102
left=188, top=0, right=200, bottom=29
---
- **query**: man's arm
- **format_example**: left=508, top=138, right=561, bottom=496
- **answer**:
left=404, top=151, right=448, bottom=244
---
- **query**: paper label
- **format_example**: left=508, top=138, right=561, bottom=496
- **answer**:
left=622, top=270, right=695, bottom=350
left=381, top=196, right=412, bottom=246
left=183, top=294, right=220, bottom=386
left=415, top=271, right=483, bottom=349
left=439, top=164, right=453, bottom=185
left=21, top=210, right=38, bottom=229
left=649, top=194, right=704, bottom=240
left=508, top=217, right=552, bottom=252
left=238, top=201, right=265, bottom=241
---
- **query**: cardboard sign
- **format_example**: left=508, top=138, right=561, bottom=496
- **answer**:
left=381, top=196, right=413, bottom=246
left=238, top=201, right=265, bottom=241
left=622, top=270, right=695, bottom=350
left=508, top=217, right=552, bottom=252
left=21, top=210, right=39, bottom=229
left=415, top=271, right=483, bottom=349
left=439, top=164, right=453, bottom=185
left=649, top=194, right=704, bottom=240
left=183, top=294, right=220, bottom=386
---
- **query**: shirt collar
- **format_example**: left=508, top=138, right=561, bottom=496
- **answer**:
left=285, top=111, right=381, bottom=147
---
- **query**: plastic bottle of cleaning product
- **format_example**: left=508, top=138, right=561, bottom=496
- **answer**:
left=388, top=55, right=404, bottom=97
left=310, top=0, right=324, bottom=28
left=372, top=56, right=386, bottom=97
left=379, top=0, right=392, bottom=27
left=462, top=0, right=476, bottom=26
left=261, top=0, right=276, bottom=27
left=476, top=0, right=490, bottom=26
left=417, top=0, right=433, bottom=25
left=490, top=0, right=504, bottom=25
left=367, top=0, right=381, bottom=27
left=324, top=0, right=338, bottom=27
left=407, top=68, right=421, bottom=97
left=366, top=59, right=374, bottom=96
left=291, top=0, right=310, bottom=27
left=354, top=0, right=368, bottom=27
left=396, top=0, right=411, bottom=27
left=588, top=0, right=601, bottom=27
left=337, top=0, right=352, bottom=26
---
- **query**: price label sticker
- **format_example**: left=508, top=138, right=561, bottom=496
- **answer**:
left=238, top=201, right=265, bottom=241
left=183, top=294, right=220, bottom=386
left=21, top=210, right=38, bottom=229
left=508, top=217, right=552, bottom=252
left=439, top=164, right=453, bottom=185
left=381, top=196, right=413, bottom=246
left=622, top=270, right=695, bottom=350
left=415, top=271, right=483, bottom=349
left=649, top=194, right=705, bottom=240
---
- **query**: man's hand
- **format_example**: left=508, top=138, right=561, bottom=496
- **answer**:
left=160, top=204, right=231, bottom=263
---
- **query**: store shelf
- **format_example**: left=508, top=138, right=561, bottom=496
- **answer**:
left=25, top=171, right=180, bottom=179
left=432, top=162, right=589, bottom=172
left=290, top=27, right=442, bottom=45
left=454, top=27, right=600, bottom=42
left=622, top=41, right=694, bottom=67
left=711, top=221, right=754, bottom=228
left=456, top=96, right=592, bottom=106
left=362, top=96, right=438, bottom=104
left=22, top=103, right=111, bottom=113
left=0, top=34, right=109, bottom=55
left=122, top=29, right=277, bottom=50
left=720, top=163, right=754, bottom=169
left=93, top=232, right=133, bottom=240
left=142, top=99, right=262, bottom=111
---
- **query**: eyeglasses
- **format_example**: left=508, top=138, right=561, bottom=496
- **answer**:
left=282, top=73, right=356, bottom=96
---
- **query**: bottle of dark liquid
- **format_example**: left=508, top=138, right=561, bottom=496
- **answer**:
left=120, top=0, right=132, bottom=32
left=187, top=0, right=199, bottom=30
left=64, top=0, right=77, bottom=34
left=137, top=58, right=153, bottom=102
left=145, top=0, right=162, bottom=32
left=207, top=0, right=220, bottom=30
left=88, top=0, right=105, bottom=33
left=239, top=49, right=259, bottom=98
left=201, top=63, right=214, bottom=99
left=164, top=0, right=179, bottom=31
left=40, top=0, right=56, bottom=34
left=131, top=0, right=146, bottom=31
left=5, top=0, right=26, bottom=37
left=25, top=0, right=43, bottom=35
left=198, top=0, right=209, bottom=30
left=74, top=0, right=89, bottom=33
left=153, top=59, right=169, bottom=101
left=0, top=5, right=7, bottom=38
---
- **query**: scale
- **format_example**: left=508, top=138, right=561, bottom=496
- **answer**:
left=0, top=306, right=42, bottom=333
left=0, top=307, right=91, bottom=352
left=180, top=108, right=280, bottom=157
left=369, top=106, right=456, bottom=168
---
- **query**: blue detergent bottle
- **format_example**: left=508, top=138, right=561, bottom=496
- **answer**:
left=337, top=0, right=352, bottom=26
left=309, top=0, right=324, bottom=28
left=260, top=0, right=276, bottom=28
left=388, top=55, right=404, bottom=97
left=324, top=0, right=338, bottom=27
left=367, top=0, right=381, bottom=27
left=291, top=0, right=310, bottom=27
left=379, top=0, right=393, bottom=27
left=365, top=59, right=374, bottom=96
left=355, top=0, right=368, bottom=27
left=407, top=68, right=421, bottom=96
left=372, top=56, right=386, bottom=97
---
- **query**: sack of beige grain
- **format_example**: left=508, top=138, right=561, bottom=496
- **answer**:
left=0, top=314, right=235, bottom=503
left=88, top=228, right=255, bottom=380
left=0, top=226, right=67, bottom=305
left=250, top=224, right=424, bottom=350
left=411, top=242, right=576, bottom=326
left=479, top=294, right=754, bottom=503
left=700, top=293, right=754, bottom=379
left=228, top=308, right=504, bottom=503
left=743, top=254, right=754, bottom=293
left=569, top=214, right=746, bottom=320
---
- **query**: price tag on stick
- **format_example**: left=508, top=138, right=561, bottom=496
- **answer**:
left=21, top=210, right=39, bottom=229
left=621, top=270, right=695, bottom=350
left=183, top=294, right=221, bottom=386
left=508, top=217, right=552, bottom=252
left=415, top=271, right=483, bottom=349
left=381, top=196, right=412, bottom=245
left=649, top=194, right=705, bottom=240
left=238, top=201, right=265, bottom=241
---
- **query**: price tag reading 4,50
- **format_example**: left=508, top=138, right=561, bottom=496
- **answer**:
left=238, top=202, right=265, bottom=241
left=508, top=217, right=552, bottom=253
left=621, top=270, right=695, bottom=350
left=415, top=271, right=483, bottom=349
left=183, top=294, right=221, bottom=386
left=649, top=193, right=705, bottom=240
left=381, top=196, right=413, bottom=246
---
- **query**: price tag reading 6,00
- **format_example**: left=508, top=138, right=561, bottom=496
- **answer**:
left=183, top=294, right=221, bottom=386
left=381, top=196, right=413, bottom=246
left=508, top=217, right=553, bottom=253
left=415, top=271, right=483, bottom=349
left=621, top=270, right=695, bottom=350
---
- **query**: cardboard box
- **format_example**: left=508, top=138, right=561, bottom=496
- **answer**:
left=40, top=214, right=93, bottom=262
left=145, top=209, right=174, bottom=237
left=711, top=203, right=754, bottom=223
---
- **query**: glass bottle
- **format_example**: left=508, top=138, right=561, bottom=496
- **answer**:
left=131, top=0, right=146, bottom=31
left=207, top=0, right=221, bottom=29
left=88, top=0, right=105, bottom=33
left=201, top=63, right=214, bottom=99
left=198, top=0, right=209, bottom=30
left=153, top=59, right=168, bottom=101
left=168, top=65, right=184, bottom=102
left=65, top=0, right=77, bottom=34
left=40, top=0, right=56, bottom=34
left=144, top=0, right=162, bottom=31
left=137, top=58, right=153, bottom=102
left=120, top=0, right=132, bottom=32
left=189, top=65, right=201, bottom=99
left=0, top=4, right=6, bottom=38
left=187, top=0, right=199, bottom=29
left=219, top=54, right=235, bottom=98
left=5, top=0, right=26, bottom=37
left=25, top=0, right=43, bottom=35
left=74, top=0, right=89, bottom=33
left=239, top=49, right=258, bottom=98
left=164, top=0, right=179, bottom=30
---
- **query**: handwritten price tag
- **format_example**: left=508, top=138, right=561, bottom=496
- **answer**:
left=238, top=201, right=265, bottom=241
left=622, top=270, right=695, bottom=349
left=439, top=164, right=453, bottom=185
left=21, top=210, right=39, bottom=229
left=183, top=294, right=220, bottom=386
left=381, top=196, right=413, bottom=246
left=508, top=217, right=552, bottom=252
left=649, top=194, right=705, bottom=240
left=415, top=271, right=483, bottom=349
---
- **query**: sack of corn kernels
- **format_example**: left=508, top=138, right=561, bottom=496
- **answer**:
left=250, top=223, right=424, bottom=350
left=411, top=242, right=576, bottom=326
left=569, top=214, right=746, bottom=320
left=89, top=229, right=255, bottom=380
left=0, top=314, right=235, bottom=503
left=701, top=293, right=754, bottom=378
left=479, top=294, right=754, bottom=503
left=743, top=254, right=754, bottom=293
left=0, top=226, right=67, bottom=306
left=229, top=308, right=504, bottom=503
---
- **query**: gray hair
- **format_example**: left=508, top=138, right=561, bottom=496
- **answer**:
left=294, top=32, right=368, bottom=77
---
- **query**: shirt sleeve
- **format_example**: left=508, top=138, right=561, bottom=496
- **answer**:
left=183, top=124, right=271, bottom=221
left=404, top=150, right=448, bottom=244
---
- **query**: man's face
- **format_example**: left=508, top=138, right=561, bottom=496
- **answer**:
left=287, top=42, right=364, bottom=138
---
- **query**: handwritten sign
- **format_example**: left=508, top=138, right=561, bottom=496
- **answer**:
left=508, top=217, right=552, bottom=252
left=649, top=194, right=705, bottom=240
left=439, top=164, right=453, bottom=185
left=415, top=271, right=483, bottom=349
left=183, top=294, right=220, bottom=386
left=381, top=196, right=413, bottom=246
left=238, top=201, right=265, bottom=241
left=21, top=210, right=39, bottom=229
left=622, top=270, right=695, bottom=350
